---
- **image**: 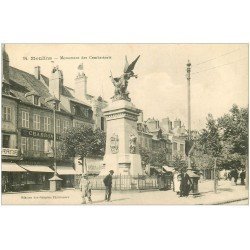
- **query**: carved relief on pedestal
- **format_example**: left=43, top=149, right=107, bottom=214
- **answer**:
left=110, top=133, right=119, bottom=154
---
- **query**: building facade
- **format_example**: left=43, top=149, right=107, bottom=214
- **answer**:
left=1, top=46, right=107, bottom=192
left=161, top=117, right=188, bottom=160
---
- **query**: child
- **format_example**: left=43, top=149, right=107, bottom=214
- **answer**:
left=79, top=174, right=92, bottom=204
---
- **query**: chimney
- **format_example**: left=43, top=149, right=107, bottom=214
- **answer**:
left=169, top=121, right=173, bottom=130
left=74, top=72, right=88, bottom=101
left=174, top=119, right=181, bottom=128
left=49, top=66, right=63, bottom=100
left=34, top=66, right=41, bottom=80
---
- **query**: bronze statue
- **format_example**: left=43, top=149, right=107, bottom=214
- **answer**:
left=110, top=55, right=140, bottom=101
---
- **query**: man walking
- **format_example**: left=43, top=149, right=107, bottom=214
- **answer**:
left=103, top=170, right=114, bottom=202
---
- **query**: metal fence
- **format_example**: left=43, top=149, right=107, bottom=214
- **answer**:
left=75, top=174, right=161, bottom=191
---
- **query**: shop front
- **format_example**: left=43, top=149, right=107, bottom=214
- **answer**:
left=19, top=165, right=54, bottom=190
left=2, top=162, right=27, bottom=192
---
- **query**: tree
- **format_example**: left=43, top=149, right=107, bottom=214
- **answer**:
left=218, top=105, right=248, bottom=156
left=139, top=146, right=151, bottom=166
left=149, top=148, right=168, bottom=167
left=218, top=104, right=248, bottom=188
left=60, top=125, right=106, bottom=173
left=172, top=153, right=187, bottom=171
left=192, top=138, right=215, bottom=179
left=139, top=145, right=170, bottom=168
left=198, top=114, right=222, bottom=193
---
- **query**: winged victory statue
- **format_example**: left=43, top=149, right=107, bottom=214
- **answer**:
left=110, top=55, right=140, bottom=101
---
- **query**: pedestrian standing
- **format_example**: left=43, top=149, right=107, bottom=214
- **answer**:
left=173, top=170, right=181, bottom=195
left=103, top=170, right=114, bottom=202
left=180, top=169, right=192, bottom=197
left=240, top=168, right=246, bottom=185
left=79, top=174, right=92, bottom=204
left=234, top=168, right=239, bottom=185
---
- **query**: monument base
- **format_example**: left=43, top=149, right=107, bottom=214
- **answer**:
left=100, top=153, right=143, bottom=176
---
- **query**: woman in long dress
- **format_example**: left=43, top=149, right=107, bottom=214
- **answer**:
left=173, top=170, right=181, bottom=195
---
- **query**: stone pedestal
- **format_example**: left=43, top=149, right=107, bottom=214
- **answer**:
left=49, top=174, right=62, bottom=192
left=101, top=100, right=143, bottom=176
left=187, top=169, right=200, bottom=196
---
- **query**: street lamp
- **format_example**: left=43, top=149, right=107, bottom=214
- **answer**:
left=186, top=60, right=191, bottom=140
left=45, top=96, right=62, bottom=191
left=186, top=60, right=200, bottom=195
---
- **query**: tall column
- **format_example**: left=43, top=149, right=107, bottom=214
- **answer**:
left=186, top=60, right=191, bottom=140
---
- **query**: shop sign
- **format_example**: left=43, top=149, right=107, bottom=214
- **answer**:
left=21, top=129, right=61, bottom=141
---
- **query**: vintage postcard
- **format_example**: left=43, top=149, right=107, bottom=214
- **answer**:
left=1, top=43, right=248, bottom=205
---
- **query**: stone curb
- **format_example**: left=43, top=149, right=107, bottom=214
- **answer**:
left=201, top=197, right=249, bottom=205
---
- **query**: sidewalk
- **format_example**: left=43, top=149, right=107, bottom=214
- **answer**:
left=1, top=180, right=248, bottom=205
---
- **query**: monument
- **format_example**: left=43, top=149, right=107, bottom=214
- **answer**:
left=102, top=56, right=143, bottom=175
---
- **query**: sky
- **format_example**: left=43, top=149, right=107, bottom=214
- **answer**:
left=5, top=44, right=248, bottom=130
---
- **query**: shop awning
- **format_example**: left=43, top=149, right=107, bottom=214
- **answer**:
left=163, top=166, right=175, bottom=172
left=56, top=166, right=76, bottom=175
left=20, top=165, right=54, bottom=173
left=2, top=162, right=27, bottom=172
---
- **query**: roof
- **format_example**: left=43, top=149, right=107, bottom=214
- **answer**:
left=40, top=74, right=49, bottom=86
left=8, top=66, right=91, bottom=113
left=62, top=85, right=75, bottom=98
left=67, top=96, right=91, bottom=108
left=9, top=66, right=51, bottom=101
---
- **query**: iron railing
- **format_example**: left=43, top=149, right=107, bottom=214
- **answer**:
left=75, top=174, right=161, bottom=191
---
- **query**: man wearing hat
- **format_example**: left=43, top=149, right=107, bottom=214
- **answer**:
left=103, top=170, right=114, bottom=202
left=79, top=174, right=92, bottom=204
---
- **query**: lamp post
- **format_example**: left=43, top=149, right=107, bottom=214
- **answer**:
left=186, top=60, right=200, bottom=195
left=46, top=96, right=62, bottom=191
left=186, top=60, right=191, bottom=140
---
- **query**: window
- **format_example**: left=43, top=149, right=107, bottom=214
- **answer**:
left=33, top=138, right=40, bottom=151
left=73, top=121, right=82, bottom=127
left=33, top=114, right=40, bottom=130
left=44, top=117, right=51, bottom=132
left=55, top=102, right=59, bottom=111
left=66, top=121, right=69, bottom=129
left=173, top=142, right=177, bottom=151
left=22, top=111, right=29, bottom=128
left=21, top=137, right=28, bottom=152
left=3, top=106, right=12, bottom=122
left=180, top=144, right=184, bottom=153
left=2, top=135, right=10, bottom=148
left=62, top=120, right=69, bottom=131
left=101, top=117, right=105, bottom=131
left=2, top=84, right=10, bottom=95
left=84, top=109, right=89, bottom=117
left=44, top=140, right=53, bottom=153
left=34, top=96, right=39, bottom=105
left=56, top=119, right=61, bottom=133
